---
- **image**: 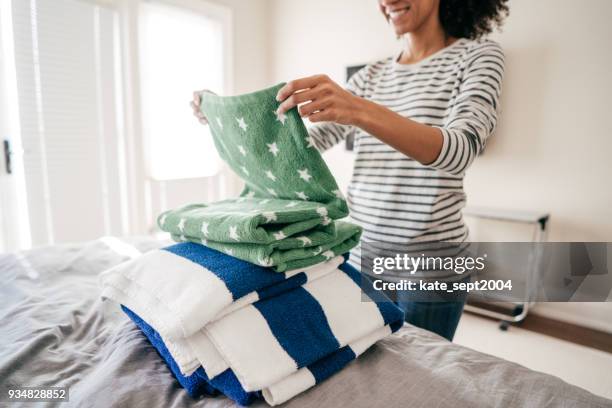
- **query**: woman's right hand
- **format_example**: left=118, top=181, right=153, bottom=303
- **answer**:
left=191, top=90, right=215, bottom=125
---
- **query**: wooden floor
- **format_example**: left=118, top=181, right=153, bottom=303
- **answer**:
left=464, top=302, right=612, bottom=354
left=517, top=313, right=612, bottom=354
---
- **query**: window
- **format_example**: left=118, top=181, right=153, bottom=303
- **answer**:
left=0, top=0, right=233, bottom=248
left=139, top=1, right=226, bottom=180
left=7, top=0, right=127, bottom=245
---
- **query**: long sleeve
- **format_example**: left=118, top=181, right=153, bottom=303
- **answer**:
left=428, top=42, right=505, bottom=175
left=307, top=121, right=354, bottom=152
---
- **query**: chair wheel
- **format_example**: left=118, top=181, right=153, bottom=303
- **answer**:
left=512, top=305, right=524, bottom=317
left=499, top=321, right=510, bottom=331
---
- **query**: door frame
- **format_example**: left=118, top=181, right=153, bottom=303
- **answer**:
left=0, top=0, right=32, bottom=251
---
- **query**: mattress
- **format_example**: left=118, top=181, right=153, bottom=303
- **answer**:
left=0, top=237, right=609, bottom=408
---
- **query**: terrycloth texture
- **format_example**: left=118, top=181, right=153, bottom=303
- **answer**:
left=123, top=306, right=377, bottom=406
left=100, top=244, right=404, bottom=406
left=100, top=242, right=346, bottom=373
left=162, top=203, right=360, bottom=272
left=200, top=83, right=347, bottom=211
left=158, top=83, right=361, bottom=272
left=122, top=307, right=259, bottom=406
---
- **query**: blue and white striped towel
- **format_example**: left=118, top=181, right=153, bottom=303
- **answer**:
left=100, top=243, right=345, bottom=374
left=100, top=243, right=404, bottom=405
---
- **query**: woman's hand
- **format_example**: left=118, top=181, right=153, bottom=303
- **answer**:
left=276, top=75, right=365, bottom=126
left=190, top=90, right=216, bottom=125
left=277, top=75, right=444, bottom=165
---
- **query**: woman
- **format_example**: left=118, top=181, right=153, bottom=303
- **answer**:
left=192, top=0, right=508, bottom=341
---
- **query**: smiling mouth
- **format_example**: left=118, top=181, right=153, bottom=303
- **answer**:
left=388, top=6, right=410, bottom=20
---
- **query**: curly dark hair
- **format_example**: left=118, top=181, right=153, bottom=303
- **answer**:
left=439, top=0, right=509, bottom=39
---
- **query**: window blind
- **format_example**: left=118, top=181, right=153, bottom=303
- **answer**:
left=11, top=0, right=127, bottom=245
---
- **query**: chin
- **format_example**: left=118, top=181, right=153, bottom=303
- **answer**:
left=392, top=23, right=415, bottom=36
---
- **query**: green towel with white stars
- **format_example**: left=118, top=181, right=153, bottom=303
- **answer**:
left=158, top=83, right=361, bottom=272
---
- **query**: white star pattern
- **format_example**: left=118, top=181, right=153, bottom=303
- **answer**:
left=216, top=117, right=223, bottom=129
left=297, top=168, right=312, bottom=182
left=201, top=238, right=208, bottom=246
left=258, top=257, right=273, bottom=267
left=285, top=201, right=298, bottom=208
left=322, top=216, right=332, bottom=226
left=296, top=191, right=309, bottom=200
left=305, top=136, right=315, bottom=148
left=177, top=218, right=186, bottom=233
left=262, top=211, right=277, bottom=222
left=267, top=142, right=280, bottom=156
left=273, top=231, right=286, bottom=240
left=236, top=117, right=248, bottom=131
left=180, top=235, right=187, bottom=242
left=238, top=145, right=247, bottom=156
left=312, top=246, right=322, bottom=255
left=316, top=207, right=328, bottom=217
left=201, top=222, right=209, bottom=236
left=322, top=250, right=335, bottom=260
left=274, top=108, right=287, bottom=124
left=240, top=166, right=249, bottom=176
left=229, top=226, right=240, bottom=241
left=245, top=191, right=256, bottom=199
left=265, top=170, right=277, bottom=181
left=332, top=189, right=344, bottom=199
left=266, top=188, right=278, bottom=197
left=226, top=248, right=234, bottom=256
left=297, top=236, right=312, bottom=246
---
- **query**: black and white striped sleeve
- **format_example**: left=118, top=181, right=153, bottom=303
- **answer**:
left=428, top=41, right=505, bottom=175
left=306, top=67, right=368, bottom=152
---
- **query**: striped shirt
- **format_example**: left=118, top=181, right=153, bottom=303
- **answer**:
left=308, top=38, right=504, bottom=271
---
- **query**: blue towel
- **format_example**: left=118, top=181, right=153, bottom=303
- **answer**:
left=123, top=306, right=376, bottom=406
left=101, top=242, right=347, bottom=348
left=119, top=261, right=404, bottom=406
left=102, top=243, right=404, bottom=406
left=123, top=306, right=259, bottom=406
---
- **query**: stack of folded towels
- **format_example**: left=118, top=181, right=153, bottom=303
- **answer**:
left=100, top=84, right=404, bottom=406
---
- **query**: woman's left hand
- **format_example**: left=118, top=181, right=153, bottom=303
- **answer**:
left=275, top=75, right=364, bottom=125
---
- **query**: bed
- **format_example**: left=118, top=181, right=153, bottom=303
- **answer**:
left=1, top=237, right=609, bottom=408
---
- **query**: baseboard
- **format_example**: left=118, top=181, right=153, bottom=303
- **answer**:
left=465, top=304, right=612, bottom=354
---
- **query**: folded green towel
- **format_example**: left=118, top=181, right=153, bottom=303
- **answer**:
left=170, top=219, right=360, bottom=272
left=158, top=83, right=361, bottom=271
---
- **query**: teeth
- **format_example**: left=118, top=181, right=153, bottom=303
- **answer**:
left=389, top=7, right=409, bottom=18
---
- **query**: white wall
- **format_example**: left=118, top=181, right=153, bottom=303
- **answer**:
left=269, top=0, right=399, bottom=190
left=268, top=0, right=612, bottom=332
left=207, top=0, right=271, bottom=94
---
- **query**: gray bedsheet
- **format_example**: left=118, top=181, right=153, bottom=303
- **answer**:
left=0, top=238, right=609, bottom=408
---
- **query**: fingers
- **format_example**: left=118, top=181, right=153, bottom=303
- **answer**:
left=277, top=88, right=321, bottom=114
left=190, top=100, right=208, bottom=125
left=307, top=109, right=335, bottom=123
left=191, top=89, right=217, bottom=125
left=298, top=96, right=332, bottom=118
left=276, top=74, right=330, bottom=102
left=192, top=91, right=201, bottom=105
